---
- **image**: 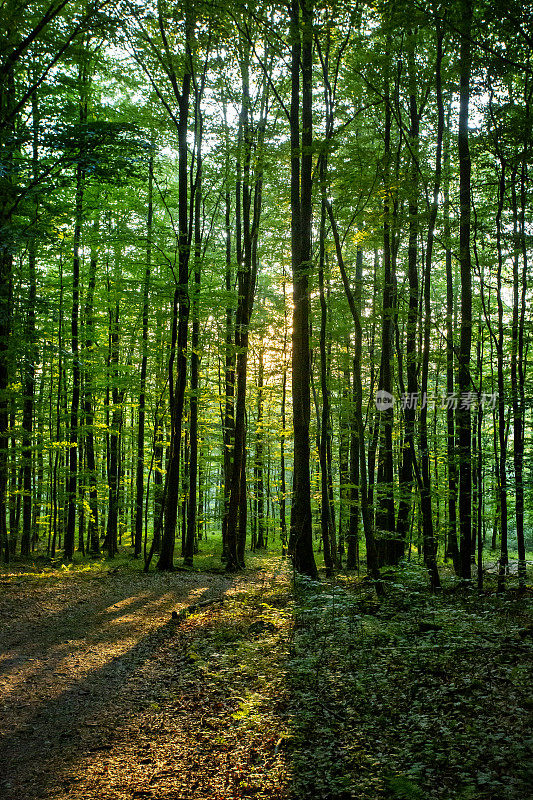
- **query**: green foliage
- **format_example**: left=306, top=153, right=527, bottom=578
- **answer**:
left=385, top=774, right=425, bottom=800
left=287, top=565, right=533, bottom=799
left=45, top=121, right=153, bottom=182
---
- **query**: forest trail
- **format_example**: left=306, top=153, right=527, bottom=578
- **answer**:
left=0, top=562, right=291, bottom=800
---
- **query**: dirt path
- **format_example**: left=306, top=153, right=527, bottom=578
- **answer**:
left=0, top=564, right=291, bottom=800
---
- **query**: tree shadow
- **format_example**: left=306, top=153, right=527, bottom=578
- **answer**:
left=0, top=572, right=240, bottom=799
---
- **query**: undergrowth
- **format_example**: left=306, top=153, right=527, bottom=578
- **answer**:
left=286, top=563, right=533, bottom=800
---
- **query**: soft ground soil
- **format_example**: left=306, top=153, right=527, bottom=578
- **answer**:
left=1, top=558, right=532, bottom=800
left=0, top=561, right=292, bottom=800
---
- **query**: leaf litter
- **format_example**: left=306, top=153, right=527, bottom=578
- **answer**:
left=0, top=561, right=292, bottom=800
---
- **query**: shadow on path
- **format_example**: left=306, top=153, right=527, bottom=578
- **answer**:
left=0, top=570, right=238, bottom=799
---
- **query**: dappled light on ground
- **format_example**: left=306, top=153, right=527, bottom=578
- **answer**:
left=0, top=563, right=291, bottom=800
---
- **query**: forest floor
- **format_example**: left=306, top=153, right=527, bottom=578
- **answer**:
left=0, top=554, right=532, bottom=800
left=0, top=556, right=292, bottom=800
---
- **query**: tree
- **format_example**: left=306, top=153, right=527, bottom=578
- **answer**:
left=456, top=0, right=474, bottom=580
left=288, top=0, right=317, bottom=579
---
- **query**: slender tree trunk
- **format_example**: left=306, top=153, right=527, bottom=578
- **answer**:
left=367, top=252, right=379, bottom=512
left=346, top=355, right=359, bottom=572
left=21, top=87, right=39, bottom=557
left=280, top=281, right=288, bottom=556
left=443, top=101, right=459, bottom=572
left=33, top=367, right=45, bottom=548
left=327, top=204, right=381, bottom=590
left=456, top=0, right=474, bottom=579
left=0, top=66, right=15, bottom=561
left=8, top=409, right=17, bottom=553
left=106, top=298, right=120, bottom=558
left=152, top=314, right=164, bottom=555
left=226, top=43, right=267, bottom=570
left=511, top=158, right=527, bottom=587
left=185, top=87, right=204, bottom=566
left=236, top=443, right=248, bottom=565
left=339, top=361, right=350, bottom=567
left=84, top=219, right=99, bottom=554
left=475, top=332, right=484, bottom=591
left=51, top=260, right=64, bottom=557
left=157, top=72, right=191, bottom=571
left=255, top=348, right=265, bottom=549
left=376, top=36, right=395, bottom=547
left=395, top=32, right=419, bottom=565
left=419, top=25, right=444, bottom=592
left=225, top=45, right=253, bottom=571
left=288, top=0, right=317, bottom=579
left=221, top=179, right=235, bottom=560
left=318, top=195, right=334, bottom=574
left=348, top=250, right=365, bottom=572
left=135, top=157, right=153, bottom=557
left=66, top=60, right=90, bottom=560
left=494, top=158, right=508, bottom=592
left=65, top=160, right=83, bottom=561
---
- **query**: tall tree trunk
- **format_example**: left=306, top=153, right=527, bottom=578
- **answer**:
left=288, top=0, right=317, bottom=579
left=185, top=80, right=204, bottom=566
left=226, top=42, right=267, bottom=570
left=255, top=347, right=265, bottom=549
left=105, top=297, right=120, bottom=558
left=0, top=65, right=15, bottom=561
left=236, top=443, right=248, bottom=565
left=152, top=313, right=164, bottom=555
left=347, top=250, right=365, bottom=572
left=51, top=261, right=65, bottom=557
left=157, top=72, right=192, bottom=571
left=376, top=36, right=395, bottom=547
left=221, top=146, right=235, bottom=560
left=395, top=31, right=419, bottom=565
left=65, top=164, right=83, bottom=561
left=495, top=157, right=508, bottom=592
left=367, top=252, right=380, bottom=512
left=280, top=280, right=288, bottom=556
left=346, top=354, right=359, bottom=572
left=419, top=24, right=444, bottom=592
left=21, top=86, right=39, bottom=557
left=511, top=158, right=527, bottom=587
left=339, top=359, right=350, bottom=567
left=225, top=43, right=253, bottom=571
left=443, top=100, right=459, bottom=572
left=84, top=219, right=99, bottom=554
left=475, top=332, right=484, bottom=591
left=318, top=195, right=334, bottom=575
left=8, top=409, right=17, bottom=553
left=65, top=60, right=90, bottom=560
left=456, top=0, right=474, bottom=579
left=135, top=157, right=153, bottom=557
left=327, top=204, right=381, bottom=591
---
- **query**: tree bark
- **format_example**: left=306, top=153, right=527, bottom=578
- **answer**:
left=419, top=24, right=444, bottom=592
left=157, top=73, right=191, bottom=570
left=65, top=159, right=84, bottom=560
left=327, top=204, right=381, bottom=590
left=288, top=0, right=317, bottom=579
left=456, top=0, right=474, bottom=579
left=83, top=218, right=99, bottom=555
left=443, top=100, right=459, bottom=572
left=185, top=117, right=203, bottom=565
left=376, top=36, right=395, bottom=549
left=511, top=161, right=527, bottom=587
left=134, top=157, right=153, bottom=557
left=21, top=85, right=39, bottom=556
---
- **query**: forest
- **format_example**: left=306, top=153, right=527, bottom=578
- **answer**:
left=0, top=0, right=532, bottom=798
